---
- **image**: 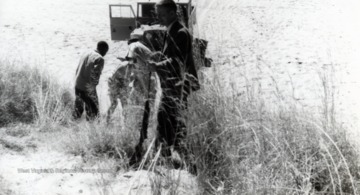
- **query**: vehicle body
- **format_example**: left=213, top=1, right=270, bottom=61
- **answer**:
left=109, top=0, right=211, bottom=67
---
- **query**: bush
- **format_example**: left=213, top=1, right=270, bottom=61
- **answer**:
left=184, top=68, right=360, bottom=194
left=0, top=59, right=73, bottom=127
left=64, top=119, right=139, bottom=171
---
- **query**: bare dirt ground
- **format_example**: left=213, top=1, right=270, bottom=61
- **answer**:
left=195, top=0, right=360, bottom=131
left=1, top=0, right=360, bottom=194
left=0, top=124, right=197, bottom=194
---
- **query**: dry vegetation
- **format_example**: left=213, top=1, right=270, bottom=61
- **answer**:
left=1, top=48, right=360, bottom=194
left=0, top=59, right=73, bottom=128
left=185, top=64, right=360, bottom=194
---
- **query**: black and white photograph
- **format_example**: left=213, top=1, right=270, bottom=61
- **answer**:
left=1, top=0, right=360, bottom=194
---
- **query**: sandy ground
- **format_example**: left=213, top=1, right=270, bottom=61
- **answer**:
left=0, top=125, right=197, bottom=195
left=1, top=0, right=359, bottom=125
left=1, top=0, right=360, bottom=194
left=0, top=0, right=136, bottom=112
left=195, top=0, right=360, bottom=132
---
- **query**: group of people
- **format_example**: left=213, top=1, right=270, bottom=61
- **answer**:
left=73, top=0, right=199, bottom=167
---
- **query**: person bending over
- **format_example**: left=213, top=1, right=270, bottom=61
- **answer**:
left=107, top=38, right=160, bottom=123
left=73, top=41, right=109, bottom=121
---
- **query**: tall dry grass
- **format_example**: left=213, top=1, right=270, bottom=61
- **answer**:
left=0, top=59, right=73, bottom=128
left=0, top=58, right=142, bottom=163
left=1, top=53, right=359, bottom=195
left=182, top=62, right=360, bottom=194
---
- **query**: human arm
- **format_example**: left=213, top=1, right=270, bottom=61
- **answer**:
left=156, top=29, right=189, bottom=68
left=150, top=29, right=190, bottom=84
left=92, top=58, right=104, bottom=86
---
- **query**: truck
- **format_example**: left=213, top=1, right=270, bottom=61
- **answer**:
left=109, top=0, right=211, bottom=68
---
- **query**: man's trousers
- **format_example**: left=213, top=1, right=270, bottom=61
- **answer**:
left=156, top=95, right=187, bottom=156
left=73, top=87, right=99, bottom=121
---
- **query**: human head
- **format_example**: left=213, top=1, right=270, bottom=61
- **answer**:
left=155, top=0, right=177, bottom=27
left=97, top=41, right=109, bottom=56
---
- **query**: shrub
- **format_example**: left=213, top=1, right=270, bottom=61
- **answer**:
left=0, top=61, right=37, bottom=126
left=0, top=59, right=73, bottom=127
left=184, top=67, right=360, bottom=194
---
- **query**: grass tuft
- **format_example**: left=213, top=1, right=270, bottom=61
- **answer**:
left=0, top=59, right=73, bottom=128
left=184, top=65, right=360, bottom=194
left=1, top=56, right=359, bottom=194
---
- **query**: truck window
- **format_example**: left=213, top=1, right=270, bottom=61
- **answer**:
left=111, top=6, right=134, bottom=18
left=139, top=4, right=156, bottom=18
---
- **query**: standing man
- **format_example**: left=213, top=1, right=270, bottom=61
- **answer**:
left=73, top=41, right=109, bottom=121
left=149, top=0, right=199, bottom=158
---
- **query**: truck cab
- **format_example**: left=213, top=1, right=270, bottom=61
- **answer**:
left=109, top=0, right=192, bottom=41
left=109, top=0, right=211, bottom=67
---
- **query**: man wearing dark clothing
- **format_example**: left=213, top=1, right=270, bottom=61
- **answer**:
left=73, top=41, right=109, bottom=121
left=149, top=0, right=199, bottom=156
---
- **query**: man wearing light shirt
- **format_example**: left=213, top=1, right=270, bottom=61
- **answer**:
left=73, top=41, right=109, bottom=121
left=106, top=38, right=160, bottom=122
